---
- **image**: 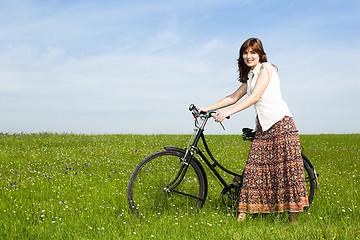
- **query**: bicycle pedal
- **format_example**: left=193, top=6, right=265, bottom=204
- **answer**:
left=232, top=176, right=242, bottom=187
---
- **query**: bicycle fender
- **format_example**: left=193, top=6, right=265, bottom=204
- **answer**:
left=164, top=146, right=199, bottom=163
left=164, top=145, right=187, bottom=154
left=164, top=145, right=207, bottom=178
left=301, top=153, right=314, bottom=169
left=302, top=153, right=319, bottom=189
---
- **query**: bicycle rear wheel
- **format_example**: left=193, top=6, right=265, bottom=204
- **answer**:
left=302, top=155, right=317, bottom=210
left=127, top=149, right=207, bottom=218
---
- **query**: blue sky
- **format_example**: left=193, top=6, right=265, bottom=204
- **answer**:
left=1, top=0, right=359, bottom=134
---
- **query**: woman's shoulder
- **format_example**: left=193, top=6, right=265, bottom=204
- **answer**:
left=260, top=62, right=275, bottom=76
left=261, top=62, right=274, bottom=70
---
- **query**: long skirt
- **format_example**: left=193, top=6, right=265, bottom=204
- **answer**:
left=238, top=116, right=309, bottom=213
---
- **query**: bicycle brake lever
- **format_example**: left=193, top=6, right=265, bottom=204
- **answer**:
left=220, top=122, right=226, bottom=131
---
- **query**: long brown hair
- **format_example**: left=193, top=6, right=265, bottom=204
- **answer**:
left=238, top=38, right=274, bottom=83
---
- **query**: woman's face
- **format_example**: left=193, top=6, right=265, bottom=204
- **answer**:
left=242, top=48, right=260, bottom=69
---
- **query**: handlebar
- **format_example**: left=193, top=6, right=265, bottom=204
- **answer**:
left=189, top=104, right=229, bottom=130
left=189, top=104, right=230, bottom=120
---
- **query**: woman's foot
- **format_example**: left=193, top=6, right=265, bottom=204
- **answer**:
left=237, top=212, right=247, bottom=222
left=289, top=213, right=298, bottom=223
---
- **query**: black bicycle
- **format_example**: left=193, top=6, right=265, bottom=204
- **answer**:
left=127, top=104, right=318, bottom=218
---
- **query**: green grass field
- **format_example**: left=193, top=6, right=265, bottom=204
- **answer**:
left=1, top=133, right=359, bottom=239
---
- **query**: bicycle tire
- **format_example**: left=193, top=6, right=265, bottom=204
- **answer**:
left=302, top=155, right=316, bottom=210
left=127, top=149, right=208, bottom=217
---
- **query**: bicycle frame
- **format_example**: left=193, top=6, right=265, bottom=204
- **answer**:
left=128, top=104, right=318, bottom=216
left=164, top=109, right=241, bottom=194
left=198, top=132, right=242, bottom=186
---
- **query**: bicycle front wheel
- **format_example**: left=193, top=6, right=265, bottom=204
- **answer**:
left=127, top=149, right=207, bottom=218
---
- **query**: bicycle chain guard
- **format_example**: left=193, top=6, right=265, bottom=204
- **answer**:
left=221, top=184, right=241, bottom=212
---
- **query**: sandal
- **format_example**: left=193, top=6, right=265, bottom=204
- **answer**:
left=237, top=212, right=247, bottom=222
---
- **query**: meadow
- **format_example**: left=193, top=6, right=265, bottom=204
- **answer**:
left=0, top=133, right=359, bottom=239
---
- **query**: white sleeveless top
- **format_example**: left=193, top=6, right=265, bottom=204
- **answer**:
left=247, top=63, right=292, bottom=131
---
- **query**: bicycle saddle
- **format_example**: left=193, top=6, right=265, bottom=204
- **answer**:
left=242, top=128, right=255, bottom=141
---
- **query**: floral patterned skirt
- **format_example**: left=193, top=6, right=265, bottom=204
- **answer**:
left=238, top=116, right=309, bottom=213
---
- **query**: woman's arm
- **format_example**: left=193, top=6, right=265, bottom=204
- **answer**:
left=214, top=63, right=273, bottom=122
left=199, top=83, right=247, bottom=113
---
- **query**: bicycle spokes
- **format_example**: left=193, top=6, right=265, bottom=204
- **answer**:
left=128, top=150, right=207, bottom=217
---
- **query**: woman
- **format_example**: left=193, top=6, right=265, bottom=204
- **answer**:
left=199, top=38, right=309, bottom=223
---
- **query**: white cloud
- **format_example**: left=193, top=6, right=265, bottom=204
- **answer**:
left=0, top=0, right=359, bottom=134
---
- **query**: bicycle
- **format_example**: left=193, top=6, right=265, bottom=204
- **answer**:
left=127, top=104, right=319, bottom=218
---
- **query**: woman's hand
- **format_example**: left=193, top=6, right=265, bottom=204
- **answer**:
left=193, top=107, right=209, bottom=120
left=214, top=110, right=231, bottom=123
left=197, top=107, right=209, bottom=114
